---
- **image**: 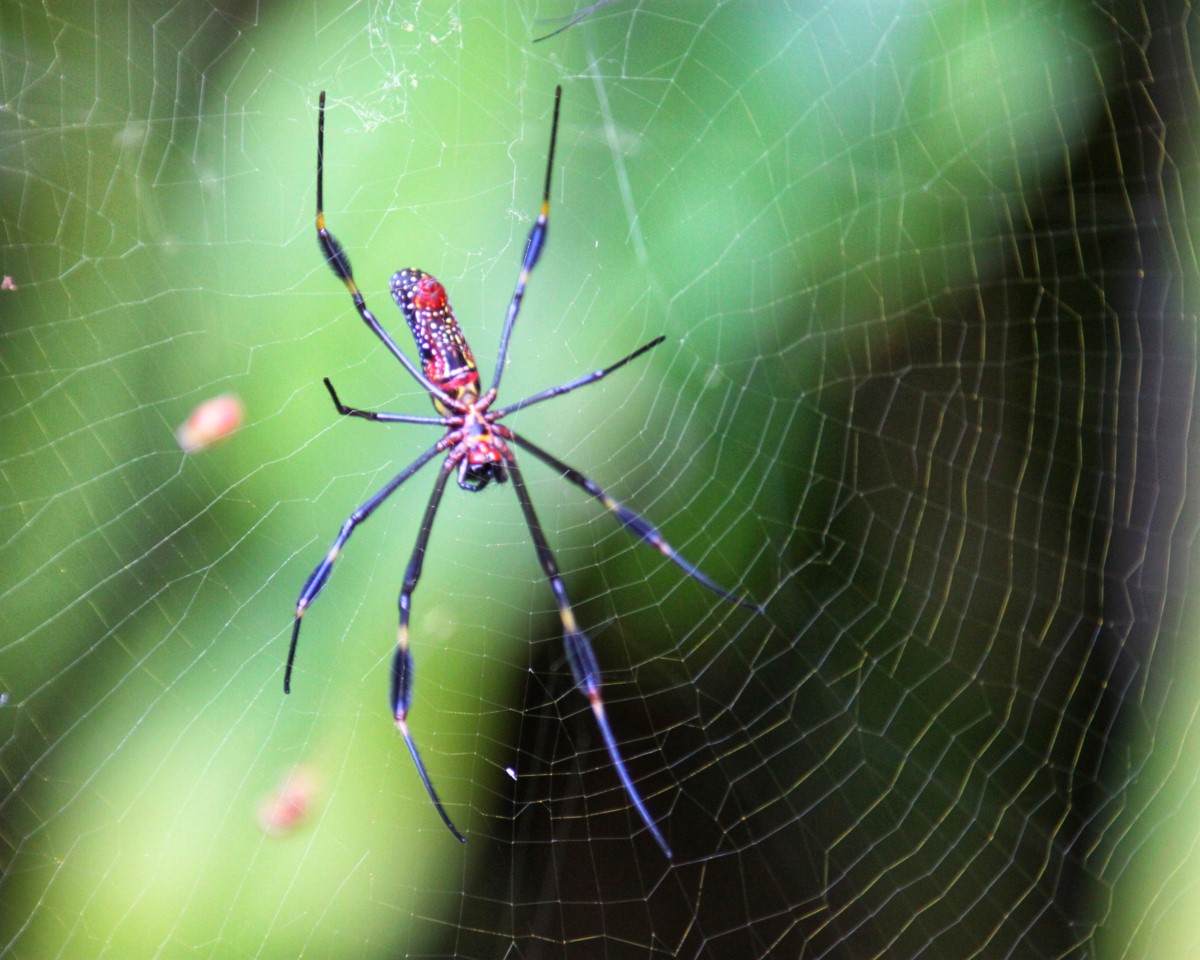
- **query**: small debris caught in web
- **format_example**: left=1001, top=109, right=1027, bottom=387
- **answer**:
left=176, top=393, right=245, bottom=453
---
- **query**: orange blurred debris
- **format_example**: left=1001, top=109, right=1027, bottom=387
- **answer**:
left=258, top=765, right=318, bottom=835
left=176, top=393, right=245, bottom=453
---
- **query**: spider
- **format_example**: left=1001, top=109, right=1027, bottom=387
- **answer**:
left=284, top=87, right=757, bottom=858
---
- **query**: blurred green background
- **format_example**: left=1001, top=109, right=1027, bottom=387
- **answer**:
left=1, top=1, right=1197, bottom=957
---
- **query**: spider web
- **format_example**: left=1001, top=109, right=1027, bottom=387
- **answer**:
left=1, top=0, right=1197, bottom=956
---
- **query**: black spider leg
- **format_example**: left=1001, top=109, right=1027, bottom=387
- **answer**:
left=532, top=0, right=615, bottom=42
left=491, top=335, right=665, bottom=419
left=506, top=455, right=673, bottom=858
left=504, top=430, right=760, bottom=612
left=322, top=377, right=452, bottom=426
left=489, top=85, right=563, bottom=395
left=284, top=437, right=449, bottom=694
left=391, top=459, right=467, bottom=843
left=316, top=91, right=458, bottom=410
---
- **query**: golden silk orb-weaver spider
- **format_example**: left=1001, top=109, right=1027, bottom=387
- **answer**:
left=284, top=87, right=759, bottom=858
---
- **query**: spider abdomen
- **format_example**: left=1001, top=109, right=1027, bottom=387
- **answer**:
left=391, top=268, right=480, bottom=407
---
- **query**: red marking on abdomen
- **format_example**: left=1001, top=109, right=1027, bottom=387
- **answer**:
left=412, top=275, right=448, bottom=311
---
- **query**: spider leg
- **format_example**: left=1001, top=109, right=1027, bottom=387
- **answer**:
left=284, top=437, right=450, bottom=694
left=323, top=377, right=452, bottom=426
left=490, top=335, right=665, bottom=418
left=503, top=430, right=761, bottom=612
left=532, top=0, right=615, bottom=42
left=391, top=459, right=467, bottom=843
left=489, top=86, right=563, bottom=394
left=506, top=455, right=673, bottom=858
left=315, top=91, right=458, bottom=409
